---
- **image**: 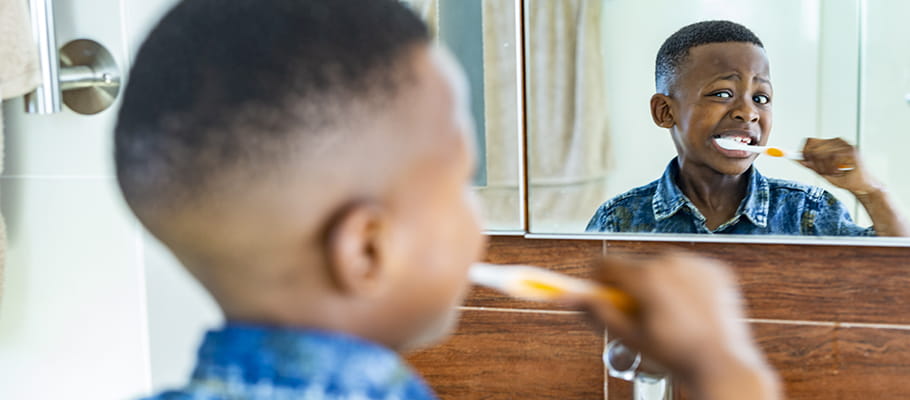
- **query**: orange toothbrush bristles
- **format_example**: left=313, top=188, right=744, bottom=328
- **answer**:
left=765, top=147, right=784, bottom=157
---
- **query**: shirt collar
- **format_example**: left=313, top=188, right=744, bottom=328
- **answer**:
left=652, top=159, right=691, bottom=221
left=739, top=166, right=769, bottom=227
left=652, top=158, right=769, bottom=228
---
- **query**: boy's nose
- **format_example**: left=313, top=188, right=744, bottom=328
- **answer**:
left=731, top=98, right=759, bottom=122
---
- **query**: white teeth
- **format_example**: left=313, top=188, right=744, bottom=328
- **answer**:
left=717, top=136, right=752, bottom=145
left=715, top=137, right=751, bottom=150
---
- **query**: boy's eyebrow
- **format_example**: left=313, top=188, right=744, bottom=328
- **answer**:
left=713, top=73, right=772, bottom=86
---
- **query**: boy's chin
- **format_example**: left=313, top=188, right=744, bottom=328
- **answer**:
left=398, top=307, right=463, bottom=353
left=712, top=158, right=755, bottom=176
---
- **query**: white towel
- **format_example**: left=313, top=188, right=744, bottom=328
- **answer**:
left=0, top=0, right=40, bottom=312
left=1, top=0, right=40, bottom=99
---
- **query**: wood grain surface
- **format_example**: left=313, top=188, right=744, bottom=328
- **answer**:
left=470, top=237, right=603, bottom=311
left=410, top=235, right=910, bottom=399
left=601, top=240, right=910, bottom=324
left=407, top=308, right=605, bottom=400
left=753, top=323, right=910, bottom=399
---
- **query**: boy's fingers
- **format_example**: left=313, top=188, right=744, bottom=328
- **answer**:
left=591, top=255, right=647, bottom=287
left=582, top=291, right=638, bottom=345
left=585, top=256, right=645, bottom=339
left=797, top=159, right=814, bottom=171
left=802, top=138, right=861, bottom=175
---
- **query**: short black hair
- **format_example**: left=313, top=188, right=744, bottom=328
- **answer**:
left=115, top=0, right=429, bottom=218
left=655, top=20, right=764, bottom=94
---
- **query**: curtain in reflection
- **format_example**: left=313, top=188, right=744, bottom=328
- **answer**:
left=474, top=0, right=521, bottom=230
left=525, top=0, right=610, bottom=232
left=407, top=0, right=523, bottom=230
left=403, top=0, right=609, bottom=231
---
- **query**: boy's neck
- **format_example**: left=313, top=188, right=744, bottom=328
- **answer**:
left=675, top=162, right=750, bottom=230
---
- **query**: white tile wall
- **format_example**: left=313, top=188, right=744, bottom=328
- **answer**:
left=142, top=232, right=221, bottom=392
left=0, top=0, right=150, bottom=398
left=859, top=0, right=910, bottom=227
left=815, top=0, right=864, bottom=224
left=0, top=0, right=220, bottom=398
left=0, top=177, right=149, bottom=400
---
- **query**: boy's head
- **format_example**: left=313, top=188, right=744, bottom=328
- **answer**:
left=115, top=0, right=485, bottom=351
left=650, top=20, right=772, bottom=176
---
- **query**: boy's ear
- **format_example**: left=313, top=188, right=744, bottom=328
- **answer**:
left=650, top=93, right=675, bottom=128
left=323, top=201, right=388, bottom=296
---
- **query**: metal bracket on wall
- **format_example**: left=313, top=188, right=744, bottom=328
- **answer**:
left=604, top=339, right=673, bottom=400
left=25, top=0, right=121, bottom=115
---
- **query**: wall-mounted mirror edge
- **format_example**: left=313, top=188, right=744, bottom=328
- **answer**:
left=485, top=230, right=529, bottom=237
left=477, top=0, right=528, bottom=234
left=514, top=0, right=528, bottom=233
left=408, top=0, right=528, bottom=232
left=523, top=233, right=910, bottom=248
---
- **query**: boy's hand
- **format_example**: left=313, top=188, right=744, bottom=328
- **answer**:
left=583, top=253, right=781, bottom=400
left=799, top=138, right=881, bottom=196
left=584, top=253, right=754, bottom=378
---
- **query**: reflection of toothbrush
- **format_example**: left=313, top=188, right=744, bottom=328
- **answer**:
left=714, top=137, right=854, bottom=171
left=714, top=137, right=803, bottom=159
left=469, top=263, right=637, bottom=315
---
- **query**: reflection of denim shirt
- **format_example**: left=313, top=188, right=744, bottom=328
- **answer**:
left=586, top=159, right=875, bottom=236
left=142, top=323, right=438, bottom=400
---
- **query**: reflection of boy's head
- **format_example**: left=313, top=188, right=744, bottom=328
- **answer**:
left=651, top=21, right=772, bottom=176
left=115, top=0, right=485, bottom=351
left=655, top=20, right=764, bottom=95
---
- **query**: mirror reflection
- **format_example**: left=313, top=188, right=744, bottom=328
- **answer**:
left=526, top=0, right=910, bottom=239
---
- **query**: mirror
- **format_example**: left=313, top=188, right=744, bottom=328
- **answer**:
left=525, top=0, right=910, bottom=242
left=406, top=0, right=524, bottom=232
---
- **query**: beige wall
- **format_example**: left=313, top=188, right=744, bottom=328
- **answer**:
left=858, top=0, right=910, bottom=227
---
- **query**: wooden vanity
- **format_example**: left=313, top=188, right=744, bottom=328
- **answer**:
left=408, top=235, right=910, bottom=399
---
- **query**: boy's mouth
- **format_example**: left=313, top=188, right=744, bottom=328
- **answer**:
left=711, top=133, right=757, bottom=158
left=711, top=133, right=756, bottom=145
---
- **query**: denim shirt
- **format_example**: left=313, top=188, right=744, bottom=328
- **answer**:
left=142, top=323, right=438, bottom=400
left=586, top=159, right=875, bottom=236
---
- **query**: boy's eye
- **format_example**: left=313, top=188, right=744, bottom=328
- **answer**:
left=753, top=94, right=770, bottom=104
left=711, top=91, right=732, bottom=98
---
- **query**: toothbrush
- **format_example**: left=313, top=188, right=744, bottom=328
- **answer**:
left=714, top=137, right=855, bottom=171
left=714, top=137, right=803, bottom=160
left=469, top=263, right=637, bottom=315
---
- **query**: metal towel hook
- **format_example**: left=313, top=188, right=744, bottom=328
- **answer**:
left=24, top=0, right=122, bottom=115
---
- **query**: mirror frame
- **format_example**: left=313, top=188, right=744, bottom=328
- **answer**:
left=481, top=0, right=529, bottom=237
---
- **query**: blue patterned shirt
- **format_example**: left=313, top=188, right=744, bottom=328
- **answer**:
left=142, top=323, right=438, bottom=400
left=586, top=159, right=875, bottom=236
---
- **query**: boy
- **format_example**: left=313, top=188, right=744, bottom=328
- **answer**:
left=586, top=20, right=908, bottom=236
left=116, top=2, right=779, bottom=399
